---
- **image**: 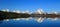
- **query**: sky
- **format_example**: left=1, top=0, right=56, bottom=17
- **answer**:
left=0, top=0, right=60, bottom=27
left=0, top=0, right=60, bottom=12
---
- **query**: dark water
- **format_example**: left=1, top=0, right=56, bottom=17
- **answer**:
left=0, top=18, right=60, bottom=27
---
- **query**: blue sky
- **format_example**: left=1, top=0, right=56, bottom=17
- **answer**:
left=0, top=0, right=60, bottom=12
left=0, top=0, right=60, bottom=27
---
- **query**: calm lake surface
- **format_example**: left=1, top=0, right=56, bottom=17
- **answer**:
left=0, top=18, right=60, bottom=27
